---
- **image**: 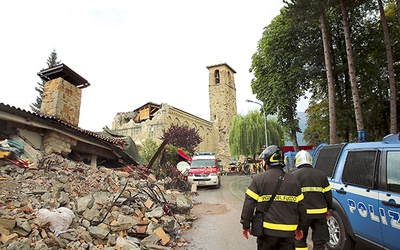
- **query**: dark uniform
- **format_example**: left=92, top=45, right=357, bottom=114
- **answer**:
left=241, top=154, right=307, bottom=250
left=293, top=162, right=332, bottom=250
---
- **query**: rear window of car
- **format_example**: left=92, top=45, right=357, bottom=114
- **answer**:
left=191, top=159, right=215, bottom=169
left=314, top=144, right=345, bottom=178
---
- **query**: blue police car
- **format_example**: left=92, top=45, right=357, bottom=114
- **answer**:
left=313, top=134, right=400, bottom=250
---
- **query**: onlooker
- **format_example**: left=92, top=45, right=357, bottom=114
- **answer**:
left=240, top=145, right=307, bottom=250
left=293, top=150, right=332, bottom=250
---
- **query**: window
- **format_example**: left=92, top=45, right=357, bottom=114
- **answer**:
left=214, top=70, right=220, bottom=84
left=190, top=159, right=216, bottom=169
left=314, top=144, right=345, bottom=178
left=342, top=150, right=378, bottom=188
left=386, top=151, right=400, bottom=193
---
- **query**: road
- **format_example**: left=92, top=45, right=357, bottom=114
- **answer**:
left=176, top=175, right=340, bottom=250
left=176, top=174, right=327, bottom=250
left=176, top=174, right=257, bottom=250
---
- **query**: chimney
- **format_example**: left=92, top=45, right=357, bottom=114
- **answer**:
left=38, top=64, right=90, bottom=126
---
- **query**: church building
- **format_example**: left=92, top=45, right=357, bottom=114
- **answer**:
left=111, top=63, right=237, bottom=167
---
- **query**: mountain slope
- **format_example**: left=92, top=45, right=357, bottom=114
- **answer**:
left=285, top=112, right=307, bottom=146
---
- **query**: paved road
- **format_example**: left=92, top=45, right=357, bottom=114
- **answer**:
left=176, top=174, right=256, bottom=249
left=177, top=174, right=320, bottom=250
left=176, top=175, right=376, bottom=250
left=176, top=175, right=366, bottom=250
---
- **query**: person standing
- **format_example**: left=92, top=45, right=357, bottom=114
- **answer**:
left=240, top=145, right=307, bottom=250
left=293, top=150, right=332, bottom=250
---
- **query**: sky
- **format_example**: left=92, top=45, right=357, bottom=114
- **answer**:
left=0, top=1, right=308, bottom=132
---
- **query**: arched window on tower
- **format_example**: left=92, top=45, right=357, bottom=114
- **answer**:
left=214, top=70, right=220, bottom=84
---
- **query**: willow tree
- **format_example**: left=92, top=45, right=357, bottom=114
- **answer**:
left=229, top=111, right=284, bottom=159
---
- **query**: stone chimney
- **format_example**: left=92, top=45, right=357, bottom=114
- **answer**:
left=37, top=64, right=90, bottom=156
left=38, top=64, right=90, bottom=126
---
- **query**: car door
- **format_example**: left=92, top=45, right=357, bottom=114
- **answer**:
left=378, top=150, right=400, bottom=250
left=339, top=150, right=383, bottom=245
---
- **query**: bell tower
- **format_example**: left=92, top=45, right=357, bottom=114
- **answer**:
left=206, top=63, right=237, bottom=167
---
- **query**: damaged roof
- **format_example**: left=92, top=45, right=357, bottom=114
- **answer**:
left=0, top=103, right=140, bottom=166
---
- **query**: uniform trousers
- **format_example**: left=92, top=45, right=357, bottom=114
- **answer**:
left=295, top=217, right=328, bottom=250
left=257, top=234, right=295, bottom=250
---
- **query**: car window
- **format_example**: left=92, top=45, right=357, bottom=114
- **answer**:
left=314, top=144, right=345, bottom=178
left=191, top=159, right=215, bottom=169
left=387, top=151, right=400, bottom=193
left=342, top=150, right=378, bottom=189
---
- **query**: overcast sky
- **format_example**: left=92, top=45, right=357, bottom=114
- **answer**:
left=0, top=1, right=308, bottom=132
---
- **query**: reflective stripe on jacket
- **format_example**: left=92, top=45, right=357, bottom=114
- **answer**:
left=293, top=165, right=333, bottom=218
left=240, top=167, right=307, bottom=238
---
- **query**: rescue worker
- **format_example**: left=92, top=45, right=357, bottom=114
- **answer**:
left=293, top=150, right=332, bottom=250
left=240, top=145, right=307, bottom=250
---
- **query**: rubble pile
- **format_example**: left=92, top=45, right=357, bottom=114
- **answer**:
left=0, top=153, right=196, bottom=250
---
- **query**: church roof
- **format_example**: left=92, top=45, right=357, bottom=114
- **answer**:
left=206, top=63, right=236, bottom=73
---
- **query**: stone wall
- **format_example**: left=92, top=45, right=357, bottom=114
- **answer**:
left=41, top=77, right=82, bottom=127
left=42, top=131, right=77, bottom=156
left=208, top=64, right=237, bottom=167
left=40, top=77, right=81, bottom=156
left=112, top=104, right=214, bottom=154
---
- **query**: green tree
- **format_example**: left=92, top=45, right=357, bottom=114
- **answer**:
left=30, top=49, right=61, bottom=112
left=377, top=0, right=397, bottom=134
left=396, top=0, right=400, bottom=22
left=285, top=0, right=340, bottom=144
left=283, top=0, right=399, bottom=142
left=339, top=0, right=365, bottom=132
left=335, top=0, right=399, bottom=141
left=303, top=99, right=330, bottom=145
left=139, top=137, right=188, bottom=183
left=250, top=9, right=319, bottom=151
left=139, top=137, right=160, bottom=165
left=229, top=111, right=284, bottom=159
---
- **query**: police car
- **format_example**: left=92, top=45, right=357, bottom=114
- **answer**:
left=313, top=134, right=400, bottom=250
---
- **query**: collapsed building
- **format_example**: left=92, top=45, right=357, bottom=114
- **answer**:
left=0, top=64, right=197, bottom=249
left=0, top=150, right=195, bottom=249
left=0, top=62, right=240, bottom=249
left=0, top=64, right=141, bottom=168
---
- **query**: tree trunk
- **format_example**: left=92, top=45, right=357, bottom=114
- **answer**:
left=291, top=128, right=300, bottom=152
left=339, top=0, right=364, bottom=132
left=397, top=0, right=400, bottom=23
left=320, top=10, right=338, bottom=144
left=378, top=0, right=398, bottom=134
left=288, top=109, right=300, bottom=151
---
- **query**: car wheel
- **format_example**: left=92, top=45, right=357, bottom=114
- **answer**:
left=214, top=178, right=221, bottom=189
left=326, top=210, right=355, bottom=250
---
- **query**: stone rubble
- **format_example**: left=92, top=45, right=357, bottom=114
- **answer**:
left=0, top=153, right=197, bottom=250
